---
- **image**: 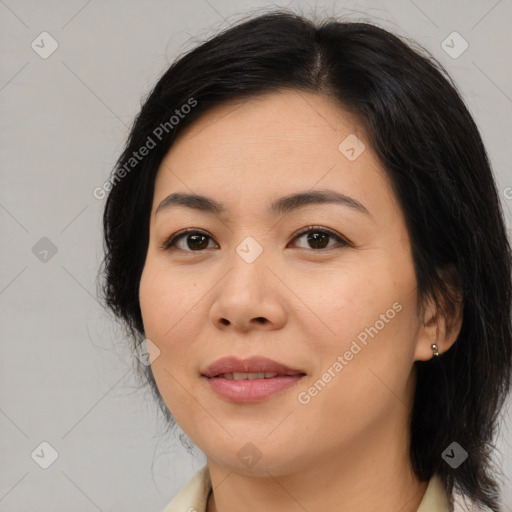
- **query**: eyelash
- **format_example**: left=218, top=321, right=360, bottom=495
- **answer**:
left=160, top=225, right=350, bottom=253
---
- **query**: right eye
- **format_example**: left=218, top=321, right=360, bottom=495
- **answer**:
left=161, top=229, right=219, bottom=252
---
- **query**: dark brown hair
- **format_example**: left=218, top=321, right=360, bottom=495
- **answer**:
left=99, top=10, right=512, bottom=511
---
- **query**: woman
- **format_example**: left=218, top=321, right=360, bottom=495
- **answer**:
left=100, top=10, right=512, bottom=512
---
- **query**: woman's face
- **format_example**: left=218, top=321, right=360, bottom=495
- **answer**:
left=139, top=89, right=434, bottom=476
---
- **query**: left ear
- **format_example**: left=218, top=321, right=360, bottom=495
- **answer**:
left=414, top=265, right=464, bottom=362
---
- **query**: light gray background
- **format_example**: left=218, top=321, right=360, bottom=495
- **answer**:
left=1, top=1, right=511, bottom=511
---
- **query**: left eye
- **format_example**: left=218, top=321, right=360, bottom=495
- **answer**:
left=290, top=226, right=348, bottom=250
left=162, top=226, right=348, bottom=252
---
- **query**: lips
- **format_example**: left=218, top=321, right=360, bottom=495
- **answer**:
left=201, top=356, right=306, bottom=378
left=201, top=356, right=307, bottom=403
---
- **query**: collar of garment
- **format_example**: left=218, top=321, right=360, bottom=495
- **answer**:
left=161, top=464, right=452, bottom=512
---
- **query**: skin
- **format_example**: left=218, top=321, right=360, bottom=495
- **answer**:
left=139, top=89, right=462, bottom=512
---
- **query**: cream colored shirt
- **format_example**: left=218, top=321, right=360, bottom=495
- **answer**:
left=161, top=464, right=452, bottom=512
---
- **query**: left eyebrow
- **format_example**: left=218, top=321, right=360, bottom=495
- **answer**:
left=155, top=189, right=372, bottom=218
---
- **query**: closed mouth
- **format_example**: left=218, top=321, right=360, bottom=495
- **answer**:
left=201, top=355, right=306, bottom=379
left=211, top=372, right=306, bottom=380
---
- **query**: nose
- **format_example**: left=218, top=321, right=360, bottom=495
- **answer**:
left=208, top=248, right=287, bottom=333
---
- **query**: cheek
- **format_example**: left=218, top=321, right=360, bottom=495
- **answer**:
left=296, top=300, right=417, bottom=442
left=139, top=264, right=167, bottom=338
left=305, top=262, right=393, bottom=343
left=312, top=256, right=419, bottom=378
left=139, top=263, right=203, bottom=423
left=139, top=260, right=202, bottom=341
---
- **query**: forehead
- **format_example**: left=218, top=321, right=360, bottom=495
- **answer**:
left=151, top=89, right=396, bottom=220
left=167, top=89, right=364, bottom=158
